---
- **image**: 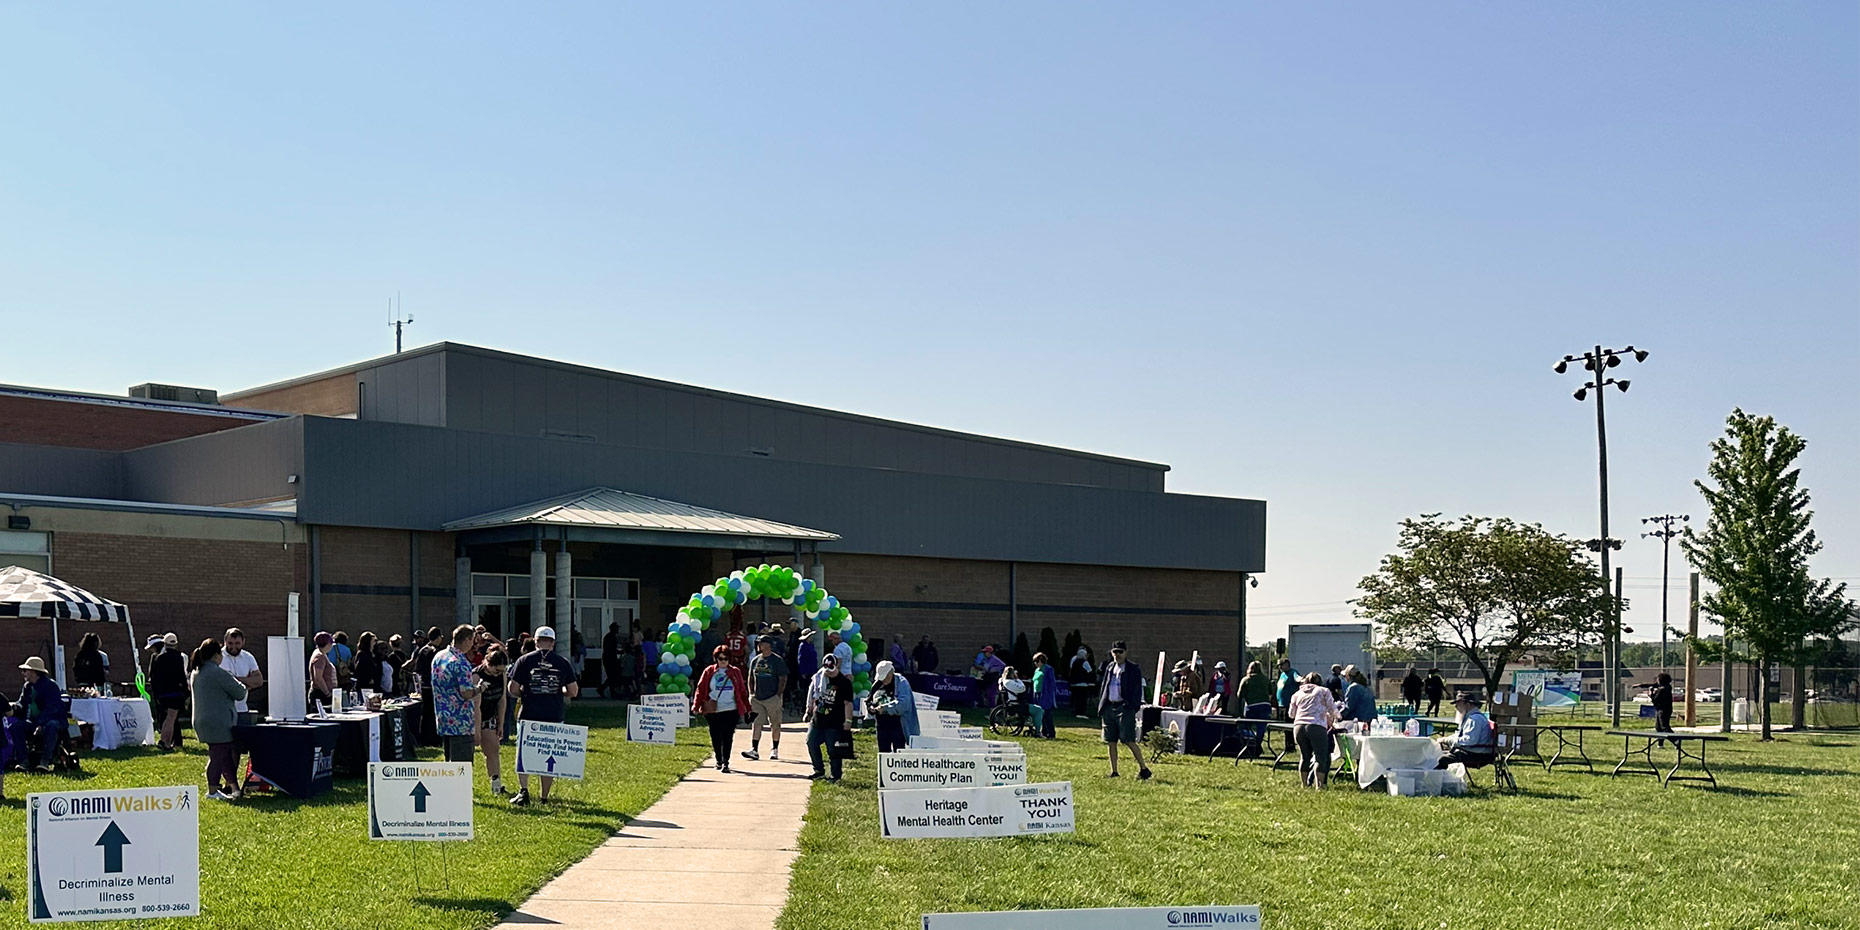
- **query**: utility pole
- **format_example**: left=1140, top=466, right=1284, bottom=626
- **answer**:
left=1555, top=344, right=1647, bottom=730
left=1685, top=571, right=1699, bottom=727
left=1642, top=513, right=1689, bottom=674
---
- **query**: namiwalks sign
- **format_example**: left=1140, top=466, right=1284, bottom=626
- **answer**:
left=923, top=905, right=1262, bottom=928
left=515, top=720, right=588, bottom=780
left=26, top=786, right=199, bottom=923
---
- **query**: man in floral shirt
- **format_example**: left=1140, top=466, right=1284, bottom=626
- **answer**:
left=432, top=624, right=481, bottom=763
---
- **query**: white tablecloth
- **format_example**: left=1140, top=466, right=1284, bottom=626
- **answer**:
left=69, top=697, right=156, bottom=750
left=1156, top=709, right=1194, bottom=738
left=1342, top=733, right=1441, bottom=789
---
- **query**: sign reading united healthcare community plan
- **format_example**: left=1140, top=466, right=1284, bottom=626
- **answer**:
left=369, top=762, right=472, bottom=841
left=922, top=905, right=1261, bottom=929
left=877, top=751, right=1028, bottom=789
left=627, top=704, right=677, bottom=744
left=515, top=720, right=589, bottom=780
left=26, top=786, right=199, bottom=923
left=879, top=782, right=1073, bottom=839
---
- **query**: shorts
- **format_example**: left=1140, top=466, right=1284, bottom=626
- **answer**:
left=749, top=695, right=783, bottom=725
left=1101, top=702, right=1137, bottom=744
left=443, top=735, right=475, bottom=763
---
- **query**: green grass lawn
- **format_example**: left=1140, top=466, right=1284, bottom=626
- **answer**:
left=0, top=703, right=709, bottom=930
left=781, top=713, right=1860, bottom=930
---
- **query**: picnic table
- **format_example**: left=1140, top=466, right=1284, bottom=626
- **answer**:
left=1250, top=722, right=1358, bottom=781
left=1500, top=722, right=1603, bottom=772
left=1606, top=730, right=1729, bottom=787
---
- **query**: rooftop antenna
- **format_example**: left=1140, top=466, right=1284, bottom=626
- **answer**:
left=391, top=292, right=413, bottom=353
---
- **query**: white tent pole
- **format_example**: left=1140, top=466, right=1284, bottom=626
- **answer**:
left=51, top=614, right=63, bottom=686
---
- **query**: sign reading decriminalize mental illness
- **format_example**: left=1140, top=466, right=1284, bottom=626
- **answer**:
left=877, top=781, right=1074, bottom=839
left=26, top=786, right=199, bottom=922
left=368, top=762, right=473, bottom=841
left=515, top=720, right=588, bottom=779
left=627, top=705, right=677, bottom=744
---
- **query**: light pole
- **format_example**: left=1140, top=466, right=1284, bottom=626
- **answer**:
left=1556, top=344, right=1647, bottom=727
left=1642, top=513, right=1689, bottom=676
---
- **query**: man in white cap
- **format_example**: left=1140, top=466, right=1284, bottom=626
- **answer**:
left=507, top=626, right=578, bottom=806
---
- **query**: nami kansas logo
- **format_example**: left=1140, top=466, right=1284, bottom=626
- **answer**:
left=1167, top=908, right=1260, bottom=926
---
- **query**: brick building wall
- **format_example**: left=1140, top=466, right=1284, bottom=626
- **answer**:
left=1, top=530, right=306, bottom=694
left=222, top=373, right=357, bottom=418
left=0, top=394, right=268, bottom=451
left=315, top=526, right=457, bottom=641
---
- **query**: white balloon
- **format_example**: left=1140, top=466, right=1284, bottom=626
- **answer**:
left=854, top=652, right=868, bottom=664
left=673, top=653, right=690, bottom=666
left=730, top=570, right=745, bottom=580
left=805, top=610, right=820, bottom=620
left=839, top=619, right=854, bottom=632
left=701, top=585, right=715, bottom=597
left=781, top=596, right=795, bottom=606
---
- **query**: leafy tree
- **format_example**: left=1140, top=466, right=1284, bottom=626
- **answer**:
left=1355, top=514, right=1614, bottom=698
left=1037, top=626, right=1061, bottom=664
left=1682, top=409, right=1855, bottom=739
left=1062, top=629, right=1083, bottom=665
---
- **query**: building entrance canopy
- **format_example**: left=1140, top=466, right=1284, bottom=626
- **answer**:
left=442, top=486, right=839, bottom=551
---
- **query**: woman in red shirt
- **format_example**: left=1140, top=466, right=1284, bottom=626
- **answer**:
left=691, top=645, right=750, bottom=773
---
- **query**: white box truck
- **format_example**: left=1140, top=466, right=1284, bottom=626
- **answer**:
left=1286, top=623, right=1375, bottom=681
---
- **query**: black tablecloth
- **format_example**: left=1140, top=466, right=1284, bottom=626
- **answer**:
left=234, top=721, right=338, bottom=799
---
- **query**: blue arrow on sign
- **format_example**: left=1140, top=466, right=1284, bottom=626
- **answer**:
left=544, top=755, right=557, bottom=773
left=96, top=822, right=131, bottom=874
left=409, top=782, right=431, bottom=813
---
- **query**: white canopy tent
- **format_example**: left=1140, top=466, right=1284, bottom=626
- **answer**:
left=0, top=565, right=139, bottom=686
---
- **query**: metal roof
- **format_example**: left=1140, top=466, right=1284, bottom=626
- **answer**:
left=0, top=492, right=297, bottom=522
left=440, top=487, right=839, bottom=541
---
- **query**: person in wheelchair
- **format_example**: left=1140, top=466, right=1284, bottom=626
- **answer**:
left=17, top=657, right=71, bottom=774
left=993, top=667, right=1032, bottom=730
left=1434, top=692, right=1495, bottom=770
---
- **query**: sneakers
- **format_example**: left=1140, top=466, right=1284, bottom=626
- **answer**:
left=490, top=781, right=507, bottom=796
left=824, top=776, right=840, bottom=784
left=741, top=749, right=760, bottom=761
left=808, top=771, right=825, bottom=780
left=1138, top=768, right=1153, bottom=780
left=206, top=790, right=234, bottom=802
left=770, top=746, right=779, bottom=760
left=509, top=789, right=530, bottom=806
left=719, top=762, right=732, bottom=774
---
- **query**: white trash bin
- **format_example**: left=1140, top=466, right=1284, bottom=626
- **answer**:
left=1732, top=698, right=1751, bottom=725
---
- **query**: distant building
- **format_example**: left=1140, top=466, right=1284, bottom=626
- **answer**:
left=0, top=343, right=1265, bottom=688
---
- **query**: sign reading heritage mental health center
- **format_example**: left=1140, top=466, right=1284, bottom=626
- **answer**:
left=878, top=782, right=1073, bottom=839
left=877, top=751, right=1028, bottom=789
left=26, top=785, right=199, bottom=923
left=922, top=905, right=1262, bottom=929
left=368, top=763, right=473, bottom=841
left=627, top=705, right=677, bottom=744
left=638, top=692, right=690, bottom=728
left=516, top=720, right=589, bottom=779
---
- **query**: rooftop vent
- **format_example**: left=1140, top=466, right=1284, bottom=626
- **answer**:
left=128, top=383, right=220, bottom=405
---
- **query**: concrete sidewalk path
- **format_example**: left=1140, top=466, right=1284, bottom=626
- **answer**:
left=497, top=721, right=813, bottom=930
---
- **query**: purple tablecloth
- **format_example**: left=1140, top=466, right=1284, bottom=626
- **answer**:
left=908, top=673, right=984, bottom=707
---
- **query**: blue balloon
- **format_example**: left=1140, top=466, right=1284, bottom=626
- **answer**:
left=728, top=578, right=743, bottom=591
left=801, top=579, right=815, bottom=593
left=848, top=622, right=860, bottom=636
left=824, top=596, right=839, bottom=611
left=701, top=594, right=717, bottom=609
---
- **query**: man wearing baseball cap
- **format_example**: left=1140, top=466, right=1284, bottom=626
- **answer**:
left=507, top=626, right=578, bottom=805
left=1097, top=642, right=1151, bottom=780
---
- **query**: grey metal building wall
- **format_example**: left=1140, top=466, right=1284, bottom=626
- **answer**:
left=122, top=418, right=304, bottom=507
left=348, top=345, right=1167, bottom=492
left=296, top=417, right=1265, bottom=572
left=0, top=442, right=124, bottom=499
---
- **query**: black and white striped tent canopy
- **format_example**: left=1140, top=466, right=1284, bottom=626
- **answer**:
left=0, top=566, right=130, bottom=623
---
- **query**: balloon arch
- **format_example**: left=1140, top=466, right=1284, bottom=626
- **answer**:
left=653, top=563, right=867, bottom=703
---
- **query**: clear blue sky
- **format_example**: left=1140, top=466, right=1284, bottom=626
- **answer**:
left=4, top=4, right=1855, bottom=644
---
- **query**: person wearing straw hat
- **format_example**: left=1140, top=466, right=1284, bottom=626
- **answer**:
left=1435, top=692, right=1496, bottom=770
left=18, top=656, right=65, bottom=773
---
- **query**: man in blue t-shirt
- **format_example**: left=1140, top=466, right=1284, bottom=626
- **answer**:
left=507, top=627, right=579, bottom=805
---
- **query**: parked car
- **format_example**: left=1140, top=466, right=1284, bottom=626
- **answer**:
left=1695, top=688, right=1723, bottom=703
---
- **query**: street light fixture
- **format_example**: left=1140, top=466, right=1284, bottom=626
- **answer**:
left=1642, top=514, right=1691, bottom=676
left=1555, top=344, right=1649, bottom=727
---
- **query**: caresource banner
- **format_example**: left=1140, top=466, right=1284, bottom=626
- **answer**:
left=876, top=751, right=1028, bottom=789
left=878, top=782, right=1073, bottom=839
left=923, top=905, right=1262, bottom=929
